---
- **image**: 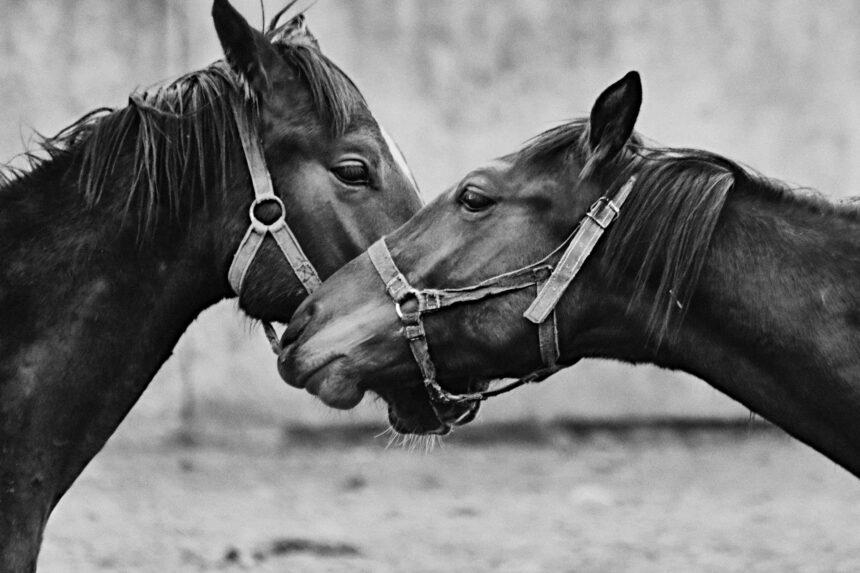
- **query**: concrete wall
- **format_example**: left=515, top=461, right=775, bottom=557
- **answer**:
left=2, top=1, right=859, bottom=436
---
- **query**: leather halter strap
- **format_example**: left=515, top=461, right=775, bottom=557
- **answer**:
left=227, top=105, right=322, bottom=297
left=368, top=240, right=559, bottom=410
left=226, top=104, right=321, bottom=354
left=368, top=175, right=636, bottom=423
left=524, top=176, right=636, bottom=323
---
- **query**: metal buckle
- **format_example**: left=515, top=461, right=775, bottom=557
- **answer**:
left=585, top=197, right=619, bottom=229
left=385, top=274, right=412, bottom=301
left=404, top=323, right=426, bottom=341
left=532, top=265, right=553, bottom=282
left=249, top=194, right=287, bottom=234
left=422, top=291, right=442, bottom=312
left=394, top=299, right=408, bottom=320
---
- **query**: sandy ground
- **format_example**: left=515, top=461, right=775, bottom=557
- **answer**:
left=37, top=427, right=860, bottom=573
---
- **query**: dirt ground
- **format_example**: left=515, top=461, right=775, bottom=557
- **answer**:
left=37, top=426, right=860, bottom=573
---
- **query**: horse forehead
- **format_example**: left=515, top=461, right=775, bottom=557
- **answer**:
left=485, top=159, right=514, bottom=176
left=379, top=124, right=423, bottom=205
left=465, top=159, right=515, bottom=189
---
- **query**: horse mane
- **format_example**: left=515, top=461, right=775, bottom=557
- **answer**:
left=518, top=119, right=860, bottom=343
left=0, top=36, right=366, bottom=237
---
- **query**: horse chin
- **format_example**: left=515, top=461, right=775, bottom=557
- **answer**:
left=309, top=376, right=365, bottom=410
left=380, top=385, right=481, bottom=435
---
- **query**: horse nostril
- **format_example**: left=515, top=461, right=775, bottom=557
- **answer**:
left=277, top=348, right=291, bottom=381
left=280, top=301, right=317, bottom=347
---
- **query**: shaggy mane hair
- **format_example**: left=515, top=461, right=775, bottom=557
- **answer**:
left=0, top=22, right=366, bottom=235
left=516, top=119, right=859, bottom=341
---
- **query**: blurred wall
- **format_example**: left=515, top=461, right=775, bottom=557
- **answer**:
left=2, top=1, right=859, bottom=438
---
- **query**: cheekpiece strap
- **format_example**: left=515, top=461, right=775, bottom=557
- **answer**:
left=234, top=106, right=275, bottom=202
left=523, top=176, right=636, bottom=324
left=368, top=239, right=413, bottom=301
left=368, top=238, right=445, bottom=401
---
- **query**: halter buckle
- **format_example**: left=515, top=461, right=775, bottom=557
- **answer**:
left=249, top=194, right=287, bottom=234
left=404, top=323, right=426, bottom=341
left=532, top=265, right=553, bottom=282
left=422, top=291, right=442, bottom=312
left=385, top=274, right=413, bottom=301
left=585, top=197, right=619, bottom=229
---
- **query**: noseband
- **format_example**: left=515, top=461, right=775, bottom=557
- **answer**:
left=227, top=104, right=322, bottom=353
left=368, top=176, right=636, bottom=424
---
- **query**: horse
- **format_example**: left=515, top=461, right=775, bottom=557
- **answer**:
left=278, top=71, right=860, bottom=479
left=0, top=0, right=422, bottom=569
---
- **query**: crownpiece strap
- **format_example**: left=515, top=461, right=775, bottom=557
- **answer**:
left=523, top=176, right=636, bottom=324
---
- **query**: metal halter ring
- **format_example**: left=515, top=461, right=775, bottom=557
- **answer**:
left=394, top=300, right=407, bottom=321
left=394, top=290, right=420, bottom=321
left=249, top=194, right=288, bottom=234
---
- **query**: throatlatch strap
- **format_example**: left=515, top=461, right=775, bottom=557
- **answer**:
left=523, top=176, right=636, bottom=324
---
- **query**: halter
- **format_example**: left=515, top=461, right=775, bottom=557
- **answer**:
left=227, top=104, right=322, bottom=353
left=368, top=176, right=636, bottom=425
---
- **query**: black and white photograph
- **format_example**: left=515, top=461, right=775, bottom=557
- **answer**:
left=1, top=1, right=858, bottom=571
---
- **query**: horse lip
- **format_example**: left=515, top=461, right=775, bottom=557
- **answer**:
left=277, top=348, right=303, bottom=388
left=279, top=351, right=342, bottom=391
left=378, top=379, right=481, bottom=435
left=387, top=403, right=450, bottom=435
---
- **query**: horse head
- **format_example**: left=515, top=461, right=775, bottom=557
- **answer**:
left=210, top=0, right=422, bottom=322
left=277, top=72, right=646, bottom=432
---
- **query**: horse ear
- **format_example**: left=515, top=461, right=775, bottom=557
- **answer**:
left=212, top=0, right=280, bottom=93
left=584, top=71, right=642, bottom=173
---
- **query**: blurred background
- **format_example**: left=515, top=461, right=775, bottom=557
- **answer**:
left=3, top=2, right=860, bottom=571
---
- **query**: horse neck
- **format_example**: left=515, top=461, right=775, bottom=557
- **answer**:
left=608, top=187, right=860, bottom=475
left=0, top=160, right=224, bottom=561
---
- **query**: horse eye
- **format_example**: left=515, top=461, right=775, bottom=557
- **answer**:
left=331, top=160, right=370, bottom=187
left=458, top=187, right=495, bottom=212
